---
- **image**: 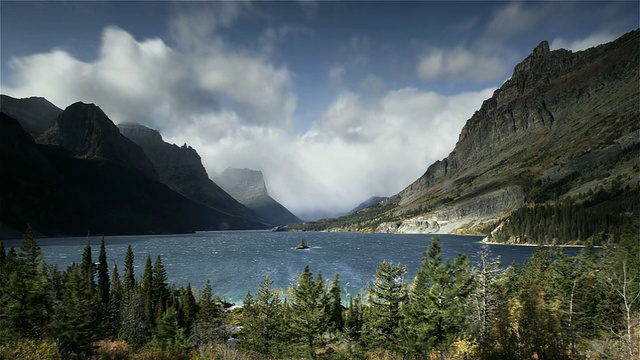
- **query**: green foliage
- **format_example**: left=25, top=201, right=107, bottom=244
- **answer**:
left=401, top=237, right=473, bottom=355
left=363, top=260, right=408, bottom=352
left=241, top=275, right=286, bottom=357
left=291, top=265, right=328, bottom=358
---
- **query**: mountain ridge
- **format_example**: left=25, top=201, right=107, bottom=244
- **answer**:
left=289, top=29, right=640, bottom=240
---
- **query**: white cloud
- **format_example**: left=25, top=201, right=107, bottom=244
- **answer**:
left=329, top=65, right=346, bottom=86
left=417, top=47, right=510, bottom=82
left=550, top=31, right=618, bottom=52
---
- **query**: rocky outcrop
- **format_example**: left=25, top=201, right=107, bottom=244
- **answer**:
left=215, top=168, right=302, bottom=226
left=0, top=95, right=62, bottom=137
left=37, top=102, right=159, bottom=180
left=117, top=123, right=262, bottom=222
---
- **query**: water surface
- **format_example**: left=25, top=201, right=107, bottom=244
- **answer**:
left=3, top=231, right=582, bottom=304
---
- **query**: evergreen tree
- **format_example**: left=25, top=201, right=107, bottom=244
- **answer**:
left=97, top=237, right=110, bottom=306
left=402, top=237, right=473, bottom=355
left=152, top=255, right=169, bottom=316
left=291, top=266, right=327, bottom=358
left=180, top=283, right=198, bottom=332
left=80, top=243, right=96, bottom=292
left=363, top=260, right=407, bottom=351
left=122, top=245, right=135, bottom=294
left=192, top=279, right=225, bottom=346
left=50, top=264, right=101, bottom=356
left=141, top=255, right=155, bottom=329
left=242, top=275, right=286, bottom=356
left=345, top=293, right=364, bottom=341
left=119, top=288, right=148, bottom=348
left=107, top=262, right=121, bottom=338
left=327, top=273, right=344, bottom=332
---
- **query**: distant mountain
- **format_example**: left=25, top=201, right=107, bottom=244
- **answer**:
left=37, top=102, right=159, bottom=180
left=348, top=196, right=388, bottom=215
left=215, top=168, right=302, bottom=226
left=118, top=123, right=265, bottom=223
left=0, top=104, right=266, bottom=239
left=0, top=95, right=62, bottom=137
left=291, top=29, right=639, bottom=239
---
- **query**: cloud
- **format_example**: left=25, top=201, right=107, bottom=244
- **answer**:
left=484, top=2, right=543, bottom=43
left=329, top=65, right=346, bottom=86
left=550, top=31, right=619, bottom=52
left=417, top=47, right=510, bottom=83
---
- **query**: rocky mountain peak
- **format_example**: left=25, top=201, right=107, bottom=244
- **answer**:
left=38, top=102, right=159, bottom=180
left=216, top=168, right=269, bottom=201
left=117, top=123, right=164, bottom=147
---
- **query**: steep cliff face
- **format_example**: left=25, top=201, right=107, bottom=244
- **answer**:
left=215, top=168, right=302, bottom=226
left=37, top=102, right=159, bottom=180
left=118, top=123, right=263, bottom=222
left=295, top=29, right=639, bottom=234
left=0, top=95, right=62, bottom=137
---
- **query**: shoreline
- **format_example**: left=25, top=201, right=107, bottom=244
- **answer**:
left=481, top=239, right=600, bottom=248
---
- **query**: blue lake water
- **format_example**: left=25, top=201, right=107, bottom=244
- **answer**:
left=2, top=231, right=583, bottom=304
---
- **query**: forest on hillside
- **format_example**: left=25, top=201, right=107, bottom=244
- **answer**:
left=0, top=223, right=638, bottom=359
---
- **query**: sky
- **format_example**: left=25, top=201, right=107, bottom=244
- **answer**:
left=2, top=1, right=638, bottom=220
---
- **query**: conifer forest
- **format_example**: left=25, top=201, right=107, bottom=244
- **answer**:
left=0, top=223, right=638, bottom=359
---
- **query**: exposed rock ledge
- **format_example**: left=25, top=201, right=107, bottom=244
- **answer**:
left=375, top=186, right=525, bottom=234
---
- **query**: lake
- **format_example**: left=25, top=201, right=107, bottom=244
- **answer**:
left=2, top=231, right=583, bottom=304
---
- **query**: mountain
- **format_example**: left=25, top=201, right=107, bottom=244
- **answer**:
left=348, top=197, right=388, bottom=215
left=37, top=102, right=159, bottom=180
left=0, top=105, right=267, bottom=239
left=0, top=95, right=62, bottom=137
left=117, top=123, right=264, bottom=223
left=291, top=30, right=639, bottom=239
left=215, top=168, right=302, bottom=226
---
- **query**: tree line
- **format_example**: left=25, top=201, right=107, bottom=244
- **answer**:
left=487, top=186, right=639, bottom=246
left=1, top=224, right=638, bottom=359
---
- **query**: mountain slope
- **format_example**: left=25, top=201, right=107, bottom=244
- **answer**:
left=292, top=29, right=639, bottom=238
left=118, top=123, right=265, bottom=223
left=1, top=108, right=267, bottom=239
left=37, top=102, right=159, bottom=180
left=0, top=95, right=62, bottom=137
left=215, top=168, right=302, bottom=226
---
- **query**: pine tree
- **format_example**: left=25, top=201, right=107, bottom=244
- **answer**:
left=345, top=293, right=364, bottom=341
left=242, top=275, right=286, bottom=356
left=97, top=237, right=110, bottom=306
left=327, top=273, right=344, bottom=332
left=363, top=260, right=407, bottom=351
left=181, top=283, right=197, bottom=332
left=192, top=279, right=224, bottom=346
left=402, top=237, right=473, bottom=355
left=291, top=265, right=327, bottom=358
left=122, top=245, right=135, bottom=294
left=107, top=262, right=121, bottom=338
left=80, top=243, right=96, bottom=292
left=141, top=255, right=155, bottom=329
left=152, top=255, right=168, bottom=316
left=50, top=264, right=101, bottom=356
left=470, top=244, right=502, bottom=344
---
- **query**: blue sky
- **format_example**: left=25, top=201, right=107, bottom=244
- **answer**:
left=2, top=1, right=638, bottom=218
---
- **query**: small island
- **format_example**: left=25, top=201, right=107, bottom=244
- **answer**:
left=295, top=238, right=310, bottom=249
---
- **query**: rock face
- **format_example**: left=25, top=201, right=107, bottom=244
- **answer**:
left=295, top=29, right=640, bottom=234
left=215, top=168, right=302, bottom=226
left=38, top=102, right=159, bottom=180
left=0, top=95, right=62, bottom=137
left=118, top=123, right=263, bottom=222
